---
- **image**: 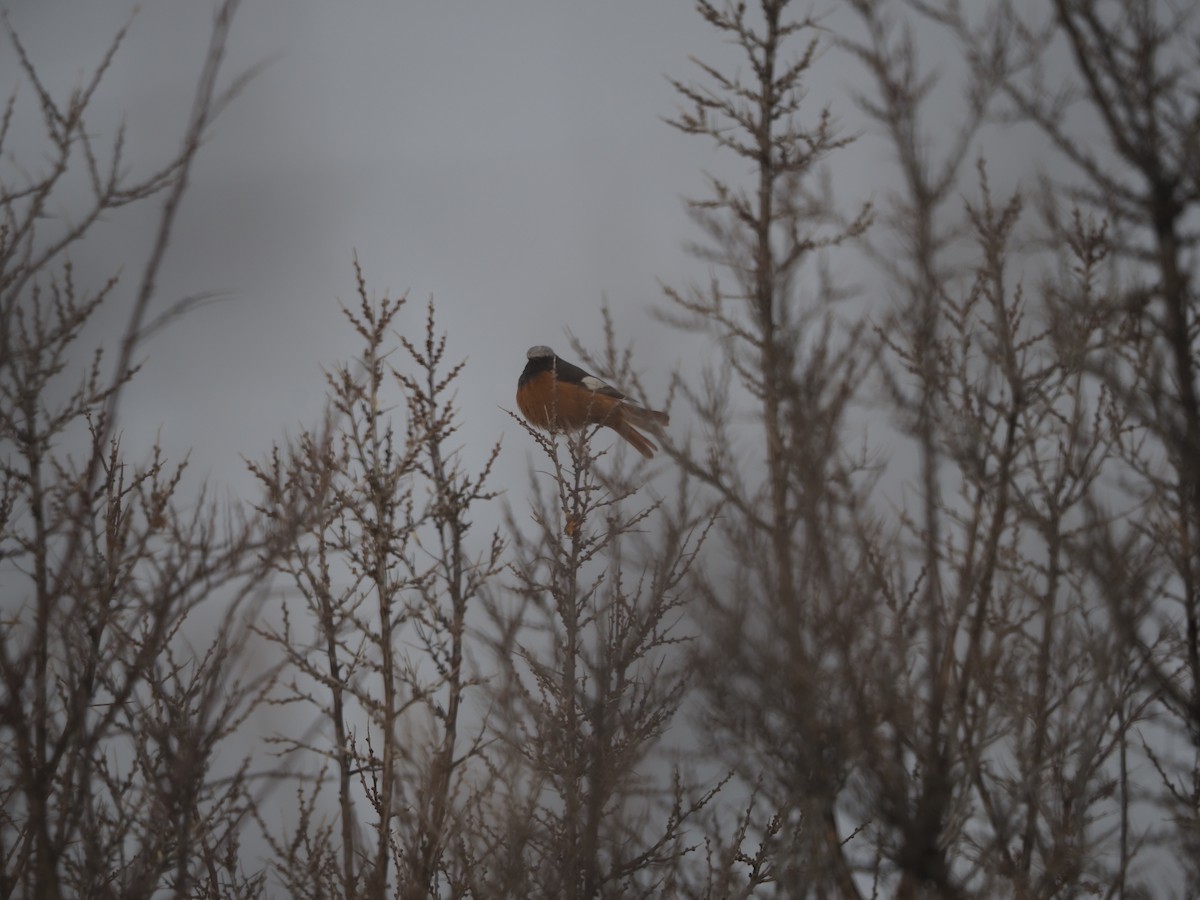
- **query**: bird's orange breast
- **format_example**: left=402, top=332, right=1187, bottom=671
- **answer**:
left=517, top=371, right=621, bottom=432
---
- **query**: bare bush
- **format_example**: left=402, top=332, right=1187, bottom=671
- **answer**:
left=470, top=329, right=715, bottom=899
left=661, top=1, right=874, bottom=894
left=661, top=0, right=1193, bottom=895
left=249, top=266, right=502, bottom=899
left=919, top=0, right=1200, bottom=891
left=0, top=3, right=281, bottom=898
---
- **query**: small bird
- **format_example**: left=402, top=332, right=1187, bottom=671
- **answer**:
left=516, top=345, right=669, bottom=459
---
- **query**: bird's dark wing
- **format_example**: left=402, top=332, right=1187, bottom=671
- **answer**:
left=553, top=355, right=627, bottom=400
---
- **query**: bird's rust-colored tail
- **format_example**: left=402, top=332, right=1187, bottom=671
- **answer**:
left=608, top=404, right=669, bottom=459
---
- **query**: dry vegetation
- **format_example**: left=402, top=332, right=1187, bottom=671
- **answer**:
left=3, top=0, right=1199, bottom=897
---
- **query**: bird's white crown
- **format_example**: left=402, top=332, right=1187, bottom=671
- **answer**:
left=527, top=345, right=554, bottom=359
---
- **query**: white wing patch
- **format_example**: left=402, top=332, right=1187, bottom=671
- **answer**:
left=581, top=375, right=607, bottom=392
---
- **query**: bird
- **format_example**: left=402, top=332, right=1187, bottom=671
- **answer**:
left=516, top=345, right=669, bottom=459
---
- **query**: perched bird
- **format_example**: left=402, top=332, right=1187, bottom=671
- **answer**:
left=516, top=345, right=669, bottom=459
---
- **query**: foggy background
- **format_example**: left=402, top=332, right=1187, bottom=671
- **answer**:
left=1, top=1, right=788, bottom=495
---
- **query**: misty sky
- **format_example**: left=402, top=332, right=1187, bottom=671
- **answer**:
left=3, top=2, right=767, bottom=490
left=2, top=0, right=1003, bottom=509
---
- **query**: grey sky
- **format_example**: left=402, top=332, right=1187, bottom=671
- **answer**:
left=4, top=1, right=756, bottom=493
left=2, top=0, right=1020, bottom=522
